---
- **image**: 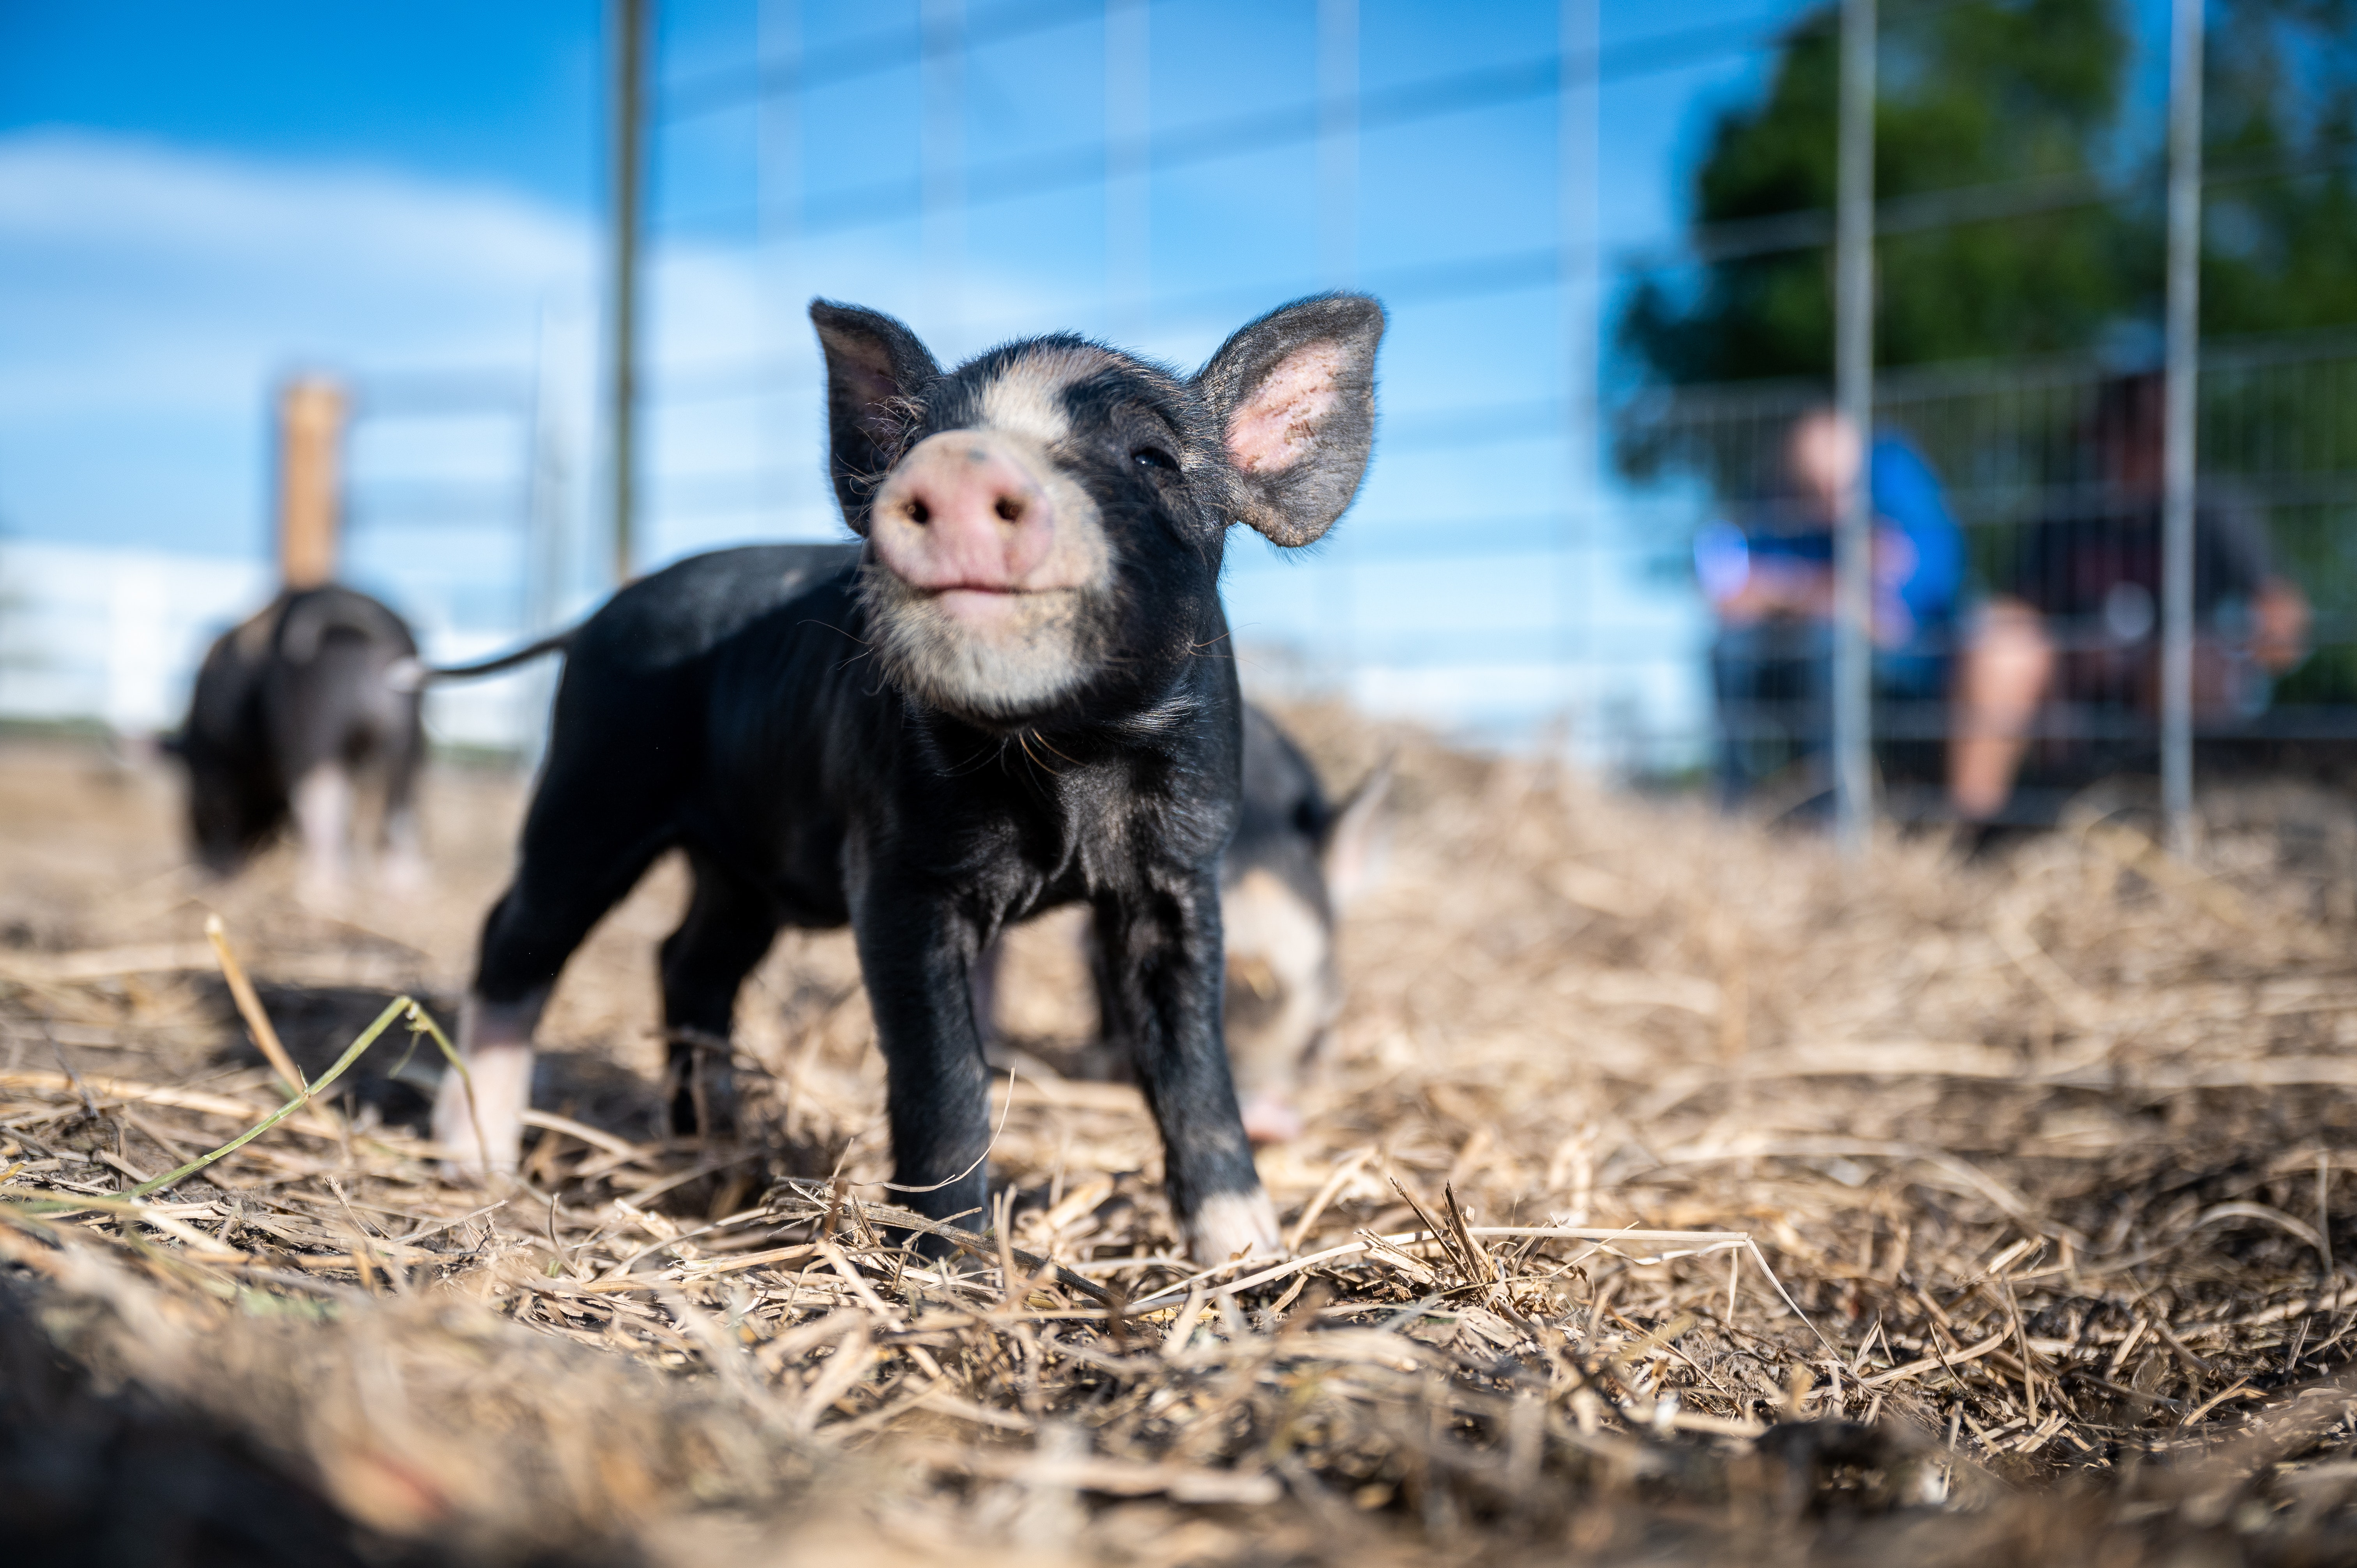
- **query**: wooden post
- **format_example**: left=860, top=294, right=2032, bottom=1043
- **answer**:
left=277, top=376, right=346, bottom=590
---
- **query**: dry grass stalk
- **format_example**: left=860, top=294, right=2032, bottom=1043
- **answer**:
left=4, top=723, right=2357, bottom=1563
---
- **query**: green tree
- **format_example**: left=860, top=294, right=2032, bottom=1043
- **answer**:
left=2202, top=0, right=2357, bottom=335
left=1621, top=0, right=2357, bottom=391
left=1622, top=0, right=2135, bottom=387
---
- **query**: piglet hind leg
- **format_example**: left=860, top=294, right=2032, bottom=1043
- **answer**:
left=437, top=666, right=687, bottom=1180
left=431, top=993, right=543, bottom=1179
left=659, top=856, right=781, bottom=1140
left=1095, top=880, right=1283, bottom=1265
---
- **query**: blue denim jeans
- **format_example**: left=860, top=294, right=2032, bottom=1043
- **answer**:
left=1710, top=620, right=1951, bottom=804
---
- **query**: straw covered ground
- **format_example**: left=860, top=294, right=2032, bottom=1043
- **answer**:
left=9, top=713, right=2357, bottom=1566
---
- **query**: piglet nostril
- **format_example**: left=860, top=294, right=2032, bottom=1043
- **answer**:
left=993, top=495, right=1025, bottom=523
left=906, top=498, right=931, bottom=525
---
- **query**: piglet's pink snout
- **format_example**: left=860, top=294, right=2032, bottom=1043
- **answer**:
left=871, top=433, right=1061, bottom=591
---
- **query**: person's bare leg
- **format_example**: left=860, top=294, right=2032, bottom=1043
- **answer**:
left=431, top=992, right=544, bottom=1178
left=1949, top=597, right=2054, bottom=822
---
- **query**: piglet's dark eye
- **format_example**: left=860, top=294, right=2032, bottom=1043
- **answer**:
left=1131, top=446, right=1178, bottom=473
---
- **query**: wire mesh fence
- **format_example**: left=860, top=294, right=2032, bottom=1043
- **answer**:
left=1621, top=327, right=2357, bottom=820
left=20, top=0, right=2338, bottom=819
left=339, top=370, right=573, bottom=755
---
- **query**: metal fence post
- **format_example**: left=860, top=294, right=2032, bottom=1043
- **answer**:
left=606, top=0, right=648, bottom=588
left=758, top=0, right=802, bottom=305
left=922, top=0, right=965, bottom=343
left=2162, top=0, right=2206, bottom=853
left=1833, top=0, right=1877, bottom=856
left=1104, top=0, right=1151, bottom=344
left=1318, top=0, right=1359, bottom=686
left=1560, top=0, right=1599, bottom=743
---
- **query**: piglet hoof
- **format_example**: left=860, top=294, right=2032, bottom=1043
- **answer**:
left=429, top=1043, right=532, bottom=1183
left=1184, top=1188, right=1283, bottom=1266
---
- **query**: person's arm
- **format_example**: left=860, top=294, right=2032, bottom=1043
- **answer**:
left=2201, top=484, right=2308, bottom=671
left=2253, top=576, right=2311, bottom=673
left=1696, top=519, right=1831, bottom=624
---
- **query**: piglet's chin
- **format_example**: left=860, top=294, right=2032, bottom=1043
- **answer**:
left=929, top=585, right=1028, bottom=626
left=864, top=572, right=1101, bottom=722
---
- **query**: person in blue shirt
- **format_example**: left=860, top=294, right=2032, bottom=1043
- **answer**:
left=1696, top=408, right=1965, bottom=805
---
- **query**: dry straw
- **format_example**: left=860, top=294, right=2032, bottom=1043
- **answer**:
left=5, top=716, right=2357, bottom=1563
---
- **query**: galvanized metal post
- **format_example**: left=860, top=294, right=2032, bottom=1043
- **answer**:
left=1104, top=0, right=1150, bottom=344
left=1316, top=0, right=1358, bottom=289
left=757, top=0, right=802, bottom=280
left=606, top=0, right=648, bottom=588
left=1318, top=0, right=1358, bottom=687
left=758, top=0, right=801, bottom=533
left=2161, top=0, right=2206, bottom=853
left=1832, top=0, right=1877, bottom=856
left=1559, top=0, right=1599, bottom=738
left=922, top=0, right=965, bottom=344
left=523, top=307, right=569, bottom=772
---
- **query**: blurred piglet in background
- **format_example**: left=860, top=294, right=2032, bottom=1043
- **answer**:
left=1197, top=705, right=1391, bottom=1144
left=177, top=585, right=427, bottom=902
left=984, top=703, right=1389, bottom=1145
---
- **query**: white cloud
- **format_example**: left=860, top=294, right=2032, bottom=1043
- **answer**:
left=0, top=131, right=595, bottom=410
left=0, top=130, right=597, bottom=553
left=0, top=129, right=1116, bottom=561
left=0, top=129, right=1704, bottom=749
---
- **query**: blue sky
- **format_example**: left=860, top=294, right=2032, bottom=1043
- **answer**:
left=0, top=1, right=2185, bottom=745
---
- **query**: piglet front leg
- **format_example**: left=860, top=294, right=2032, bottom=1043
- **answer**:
left=430, top=995, right=541, bottom=1179
left=1095, top=870, right=1281, bottom=1264
left=853, top=879, right=999, bottom=1244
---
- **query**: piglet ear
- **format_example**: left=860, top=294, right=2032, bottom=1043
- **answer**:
left=811, top=300, right=942, bottom=535
left=1195, top=293, right=1385, bottom=547
left=1320, top=751, right=1394, bottom=909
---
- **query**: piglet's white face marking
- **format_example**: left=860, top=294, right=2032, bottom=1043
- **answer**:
left=863, top=353, right=1119, bottom=721
left=1225, top=343, right=1344, bottom=475
left=1186, top=1188, right=1283, bottom=1264
left=977, top=347, right=1105, bottom=445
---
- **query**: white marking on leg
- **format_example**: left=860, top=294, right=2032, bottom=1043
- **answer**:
left=431, top=995, right=539, bottom=1179
left=1185, top=1188, right=1281, bottom=1265
left=379, top=802, right=426, bottom=895
left=291, top=765, right=353, bottom=901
